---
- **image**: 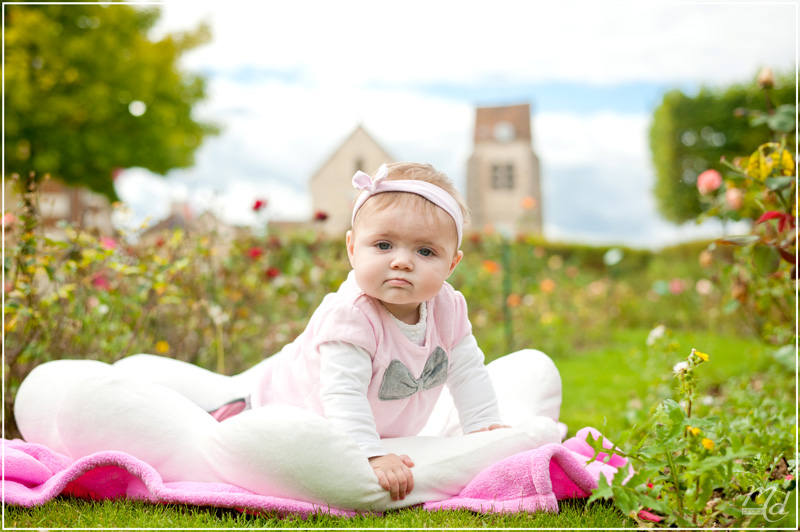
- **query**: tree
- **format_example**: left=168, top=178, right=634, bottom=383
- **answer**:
left=4, top=3, right=218, bottom=201
left=649, top=72, right=796, bottom=224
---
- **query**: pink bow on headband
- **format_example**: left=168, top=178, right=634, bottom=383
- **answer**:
left=351, top=164, right=390, bottom=193
left=350, top=164, right=463, bottom=247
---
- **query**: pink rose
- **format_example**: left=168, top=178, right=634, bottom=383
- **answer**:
left=669, top=278, right=685, bottom=295
left=725, top=188, right=744, bottom=210
left=2, top=212, right=15, bottom=228
left=100, top=237, right=117, bottom=250
left=697, top=169, right=722, bottom=195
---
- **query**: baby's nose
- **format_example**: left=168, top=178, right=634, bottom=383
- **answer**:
left=390, top=250, right=414, bottom=270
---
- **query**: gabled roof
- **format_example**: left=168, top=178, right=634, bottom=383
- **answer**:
left=309, top=124, right=394, bottom=183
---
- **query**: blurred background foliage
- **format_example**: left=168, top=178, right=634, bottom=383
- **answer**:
left=2, top=191, right=762, bottom=439
left=3, top=4, right=218, bottom=201
left=650, top=71, right=796, bottom=223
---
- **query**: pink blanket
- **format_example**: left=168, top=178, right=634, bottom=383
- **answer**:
left=3, top=428, right=625, bottom=517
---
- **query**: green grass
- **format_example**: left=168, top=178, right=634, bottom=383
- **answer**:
left=4, top=327, right=775, bottom=529
left=4, top=497, right=635, bottom=529
left=558, top=327, right=770, bottom=436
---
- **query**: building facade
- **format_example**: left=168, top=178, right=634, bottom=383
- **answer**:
left=308, top=125, right=394, bottom=237
left=466, top=103, right=542, bottom=235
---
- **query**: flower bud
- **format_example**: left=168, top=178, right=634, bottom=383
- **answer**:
left=697, top=169, right=723, bottom=195
left=699, top=250, right=714, bottom=268
left=757, top=67, right=774, bottom=89
left=725, top=188, right=744, bottom=210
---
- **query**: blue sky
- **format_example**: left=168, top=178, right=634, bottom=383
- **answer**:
left=373, top=81, right=676, bottom=115
left=112, top=0, right=797, bottom=248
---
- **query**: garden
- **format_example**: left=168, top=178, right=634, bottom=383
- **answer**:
left=3, top=82, right=797, bottom=529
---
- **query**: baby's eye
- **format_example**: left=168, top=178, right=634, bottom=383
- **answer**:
left=418, top=248, right=435, bottom=257
left=376, top=242, right=391, bottom=250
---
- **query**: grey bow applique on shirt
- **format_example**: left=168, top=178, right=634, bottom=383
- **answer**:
left=378, top=346, right=449, bottom=401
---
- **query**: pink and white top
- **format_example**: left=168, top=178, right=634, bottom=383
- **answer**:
left=251, top=271, right=503, bottom=456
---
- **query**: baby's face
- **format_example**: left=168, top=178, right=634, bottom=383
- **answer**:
left=346, top=204, right=462, bottom=322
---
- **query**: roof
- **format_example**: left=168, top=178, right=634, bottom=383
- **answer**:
left=474, top=103, right=531, bottom=143
left=309, top=124, right=394, bottom=183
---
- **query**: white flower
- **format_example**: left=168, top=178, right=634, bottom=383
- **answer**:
left=208, top=303, right=229, bottom=326
left=672, top=361, right=689, bottom=374
left=647, top=325, right=667, bottom=346
left=695, top=279, right=713, bottom=296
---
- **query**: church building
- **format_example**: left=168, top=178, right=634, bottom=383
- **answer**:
left=307, top=103, right=542, bottom=237
left=466, top=103, right=542, bottom=235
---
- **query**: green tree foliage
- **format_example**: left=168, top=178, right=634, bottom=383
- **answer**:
left=649, top=72, right=796, bottom=223
left=4, top=3, right=218, bottom=201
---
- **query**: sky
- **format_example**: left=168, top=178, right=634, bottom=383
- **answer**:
left=113, top=0, right=798, bottom=248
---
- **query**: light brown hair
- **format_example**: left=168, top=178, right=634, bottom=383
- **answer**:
left=352, top=163, right=471, bottom=242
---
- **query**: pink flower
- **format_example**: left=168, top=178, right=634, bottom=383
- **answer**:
left=314, top=210, right=329, bottom=222
left=725, top=188, right=744, bottom=210
left=248, top=247, right=263, bottom=259
left=669, top=278, right=685, bottom=295
left=252, top=199, right=267, bottom=212
left=2, top=212, right=15, bottom=228
left=786, top=475, right=794, bottom=481
left=100, top=237, right=117, bottom=250
left=92, top=273, right=111, bottom=291
left=697, top=169, right=722, bottom=195
left=638, top=510, right=663, bottom=523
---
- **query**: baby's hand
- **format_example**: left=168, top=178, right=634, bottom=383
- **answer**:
left=469, top=423, right=511, bottom=433
left=368, top=453, right=415, bottom=501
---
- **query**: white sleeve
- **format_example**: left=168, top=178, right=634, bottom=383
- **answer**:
left=447, top=333, right=505, bottom=433
left=318, top=341, right=387, bottom=458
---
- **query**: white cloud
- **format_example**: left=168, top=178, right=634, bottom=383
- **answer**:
left=154, top=0, right=795, bottom=87
left=113, top=0, right=796, bottom=248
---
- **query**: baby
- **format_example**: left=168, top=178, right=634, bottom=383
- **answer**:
left=249, top=162, right=509, bottom=500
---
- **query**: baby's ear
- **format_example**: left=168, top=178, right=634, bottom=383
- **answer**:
left=345, top=230, right=356, bottom=267
left=448, top=250, right=463, bottom=276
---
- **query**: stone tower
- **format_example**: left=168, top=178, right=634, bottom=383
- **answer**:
left=466, top=103, right=542, bottom=235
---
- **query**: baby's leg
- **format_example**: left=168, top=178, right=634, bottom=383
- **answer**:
left=16, top=360, right=387, bottom=506
left=421, top=349, right=562, bottom=437
left=112, top=354, right=272, bottom=411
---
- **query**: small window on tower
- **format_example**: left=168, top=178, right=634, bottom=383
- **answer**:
left=491, top=164, right=514, bottom=189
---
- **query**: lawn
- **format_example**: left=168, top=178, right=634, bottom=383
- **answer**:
left=6, top=326, right=791, bottom=529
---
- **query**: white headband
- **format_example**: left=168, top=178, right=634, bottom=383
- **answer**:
left=351, top=164, right=463, bottom=247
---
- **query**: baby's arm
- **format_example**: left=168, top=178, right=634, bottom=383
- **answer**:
left=319, top=342, right=414, bottom=500
left=446, top=333, right=509, bottom=433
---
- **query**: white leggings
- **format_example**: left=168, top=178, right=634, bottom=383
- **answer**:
left=14, top=350, right=562, bottom=510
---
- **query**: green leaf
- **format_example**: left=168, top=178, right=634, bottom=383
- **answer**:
left=723, top=299, right=740, bottom=314
left=724, top=172, right=748, bottom=183
left=771, top=344, right=796, bottom=371
left=587, top=473, right=614, bottom=505
left=717, top=235, right=762, bottom=246
left=751, top=245, right=781, bottom=275
left=767, top=113, right=796, bottom=133
left=764, top=176, right=796, bottom=191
